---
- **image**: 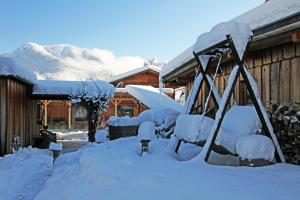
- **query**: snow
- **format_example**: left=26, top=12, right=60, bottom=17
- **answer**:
left=193, top=21, right=252, bottom=61
left=0, top=56, right=37, bottom=83
left=125, top=85, right=183, bottom=112
left=183, top=73, right=203, bottom=114
left=236, top=135, right=275, bottom=161
left=138, top=121, right=156, bottom=140
left=115, top=87, right=174, bottom=94
left=34, top=137, right=300, bottom=200
left=33, top=79, right=115, bottom=100
left=49, top=142, right=63, bottom=151
left=235, top=0, right=300, bottom=31
left=4, top=42, right=145, bottom=81
left=243, top=67, right=286, bottom=162
left=161, top=0, right=300, bottom=78
left=108, top=108, right=180, bottom=127
left=108, top=116, right=140, bottom=126
left=0, top=147, right=52, bottom=200
left=110, top=65, right=160, bottom=82
left=95, top=129, right=108, bottom=143
left=174, top=114, right=215, bottom=142
left=222, top=106, right=261, bottom=136
left=175, top=105, right=260, bottom=154
left=55, top=130, right=88, bottom=141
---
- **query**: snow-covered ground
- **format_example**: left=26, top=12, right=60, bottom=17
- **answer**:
left=0, top=147, right=52, bottom=200
left=34, top=137, right=300, bottom=200
left=55, top=130, right=88, bottom=141
left=55, top=130, right=89, bottom=153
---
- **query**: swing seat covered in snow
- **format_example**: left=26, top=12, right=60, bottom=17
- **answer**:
left=174, top=106, right=261, bottom=155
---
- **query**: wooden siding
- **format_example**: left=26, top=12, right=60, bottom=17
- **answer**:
left=112, top=70, right=160, bottom=87
left=0, top=78, right=40, bottom=155
left=186, top=42, right=300, bottom=112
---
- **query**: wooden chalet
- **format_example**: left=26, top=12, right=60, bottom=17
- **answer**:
left=103, top=65, right=174, bottom=122
left=161, top=0, right=300, bottom=112
left=0, top=58, right=41, bottom=155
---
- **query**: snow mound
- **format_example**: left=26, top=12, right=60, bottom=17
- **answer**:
left=0, top=147, right=52, bottom=200
left=175, top=106, right=261, bottom=154
left=138, top=122, right=156, bottom=140
left=34, top=137, right=300, bottom=200
left=236, top=135, right=275, bottom=161
left=95, top=129, right=108, bottom=143
left=175, top=114, right=215, bottom=142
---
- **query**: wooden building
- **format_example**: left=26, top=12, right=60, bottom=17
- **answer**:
left=103, top=65, right=174, bottom=122
left=161, top=1, right=300, bottom=112
left=0, top=59, right=41, bottom=155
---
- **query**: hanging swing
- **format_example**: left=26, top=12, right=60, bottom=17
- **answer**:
left=172, top=23, right=285, bottom=164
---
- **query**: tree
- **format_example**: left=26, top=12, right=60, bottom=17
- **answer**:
left=71, top=80, right=114, bottom=142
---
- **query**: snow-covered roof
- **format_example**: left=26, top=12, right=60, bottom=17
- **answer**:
left=161, top=0, right=300, bottom=78
left=125, top=85, right=183, bottom=113
left=33, top=80, right=115, bottom=99
left=193, top=21, right=252, bottom=61
left=115, top=87, right=174, bottom=94
left=110, top=65, right=160, bottom=83
left=0, top=56, right=37, bottom=84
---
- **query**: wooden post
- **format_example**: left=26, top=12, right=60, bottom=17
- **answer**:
left=114, top=100, right=118, bottom=116
left=43, top=100, right=52, bottom=126
left=66, top=101, right=72, bottom=129
left=44, top=100, right=48, bottom=126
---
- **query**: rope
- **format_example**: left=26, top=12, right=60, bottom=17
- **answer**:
left=201, top=54, right=222, bottom=117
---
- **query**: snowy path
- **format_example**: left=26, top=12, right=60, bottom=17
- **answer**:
left=0, top=148, right=53, bottom=200
left=59, top=140, right=88, bottom=153
left=15, top=169, right=52, bottom=200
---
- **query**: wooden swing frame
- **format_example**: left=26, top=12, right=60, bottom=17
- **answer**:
left=176, top=34, right=285, bottom=163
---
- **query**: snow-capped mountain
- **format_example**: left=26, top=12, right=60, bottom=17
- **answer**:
left=3, top=42, right=146, bottom=81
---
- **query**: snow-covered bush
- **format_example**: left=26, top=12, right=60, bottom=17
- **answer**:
left=70, top=80, right=115, bottom=142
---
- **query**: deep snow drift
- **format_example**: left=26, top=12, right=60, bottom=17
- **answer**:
left=35, top=137, right=300, bottom=200
left=0, top=147, right=52, bottom=200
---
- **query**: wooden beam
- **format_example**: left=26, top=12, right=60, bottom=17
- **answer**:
left=114, top=100, right=118, bottom=116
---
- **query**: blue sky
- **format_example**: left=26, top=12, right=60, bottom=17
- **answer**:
left=0, top=0, right=261, bottom=61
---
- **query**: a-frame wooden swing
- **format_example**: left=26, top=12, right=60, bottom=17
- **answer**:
left=175, top=32, right=285, bottom=163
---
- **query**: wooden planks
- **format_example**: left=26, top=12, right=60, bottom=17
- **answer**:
left=280, top=60, right=291, bottom=102
left=262, top=65, right=271, bottom=108
left=291, top=57, right=300, bottom=103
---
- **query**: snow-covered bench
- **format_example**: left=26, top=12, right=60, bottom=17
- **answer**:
left=174, top=106, right=262, bottom=156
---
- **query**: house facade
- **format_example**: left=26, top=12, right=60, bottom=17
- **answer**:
left=0, top=60, right=41, bottom=155
left=103, top=66, right=163, bottom=122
